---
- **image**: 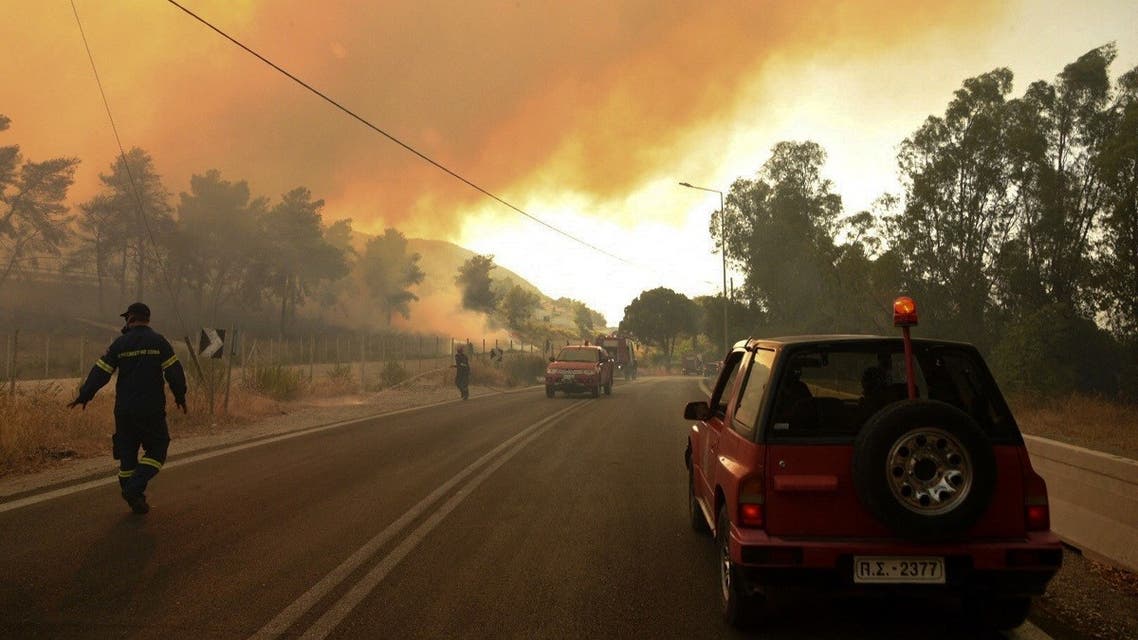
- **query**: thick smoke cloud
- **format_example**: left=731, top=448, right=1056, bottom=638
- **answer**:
left=3, top=0, right=1004, bottom=240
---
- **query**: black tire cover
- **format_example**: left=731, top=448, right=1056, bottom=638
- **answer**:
left=852, top=399, right=997, bottom=541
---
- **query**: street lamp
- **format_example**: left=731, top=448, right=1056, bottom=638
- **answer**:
left=679, top=181, right=729, bottom=356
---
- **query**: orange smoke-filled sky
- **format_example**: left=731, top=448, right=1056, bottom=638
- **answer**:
left=3, top=0, right=1137, bottom=325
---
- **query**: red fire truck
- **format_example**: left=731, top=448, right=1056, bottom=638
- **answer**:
left=596, top=334, right=638, bottom=381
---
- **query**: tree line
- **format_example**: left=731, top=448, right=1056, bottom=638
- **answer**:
left=0, top=117, right=608, bottom=340
left=453, top=253, right=606, bottom=346
left=620, top=45, right=1137, bottom=397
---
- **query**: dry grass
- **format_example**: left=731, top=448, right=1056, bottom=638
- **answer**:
left=1008, top=392, right=1138, bottom=460
left=0, top=383, right=109, bottom=474
left=0, top=360, right=538, bottom=478
left=0, top=375, right=332, bottom=477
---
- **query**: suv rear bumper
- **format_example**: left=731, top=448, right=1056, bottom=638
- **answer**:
left=730, top=528, right=1062, bottom=596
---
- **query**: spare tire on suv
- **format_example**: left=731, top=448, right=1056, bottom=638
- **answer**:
left=852, top=399, right=997, bottom=541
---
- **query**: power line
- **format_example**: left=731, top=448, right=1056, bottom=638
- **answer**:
left=70, top=0, right=202, bottom=377
left=163, top=0, right=639, bottom=269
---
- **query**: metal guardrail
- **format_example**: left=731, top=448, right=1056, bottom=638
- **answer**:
left=1025, top=435, right=1138, bottom=573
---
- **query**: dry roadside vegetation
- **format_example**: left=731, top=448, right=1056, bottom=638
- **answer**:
left=0, top=355, right=543, bottom=478
left=6, top=371, right=1135, bottom=478
left=1008, top=393, right=1138, bottom=460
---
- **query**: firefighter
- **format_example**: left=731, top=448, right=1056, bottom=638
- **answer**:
left=454, top=345, right=470, bottom=400
left=68, top=302, right=187, bottom=514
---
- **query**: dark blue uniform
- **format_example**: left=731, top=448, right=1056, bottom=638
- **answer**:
left=455, top=351, right=469, bottom=399
left=75, top=324, right=187, bottom=504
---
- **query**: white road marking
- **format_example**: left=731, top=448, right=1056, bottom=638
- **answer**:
left=251, top=400, right=590, bottom=639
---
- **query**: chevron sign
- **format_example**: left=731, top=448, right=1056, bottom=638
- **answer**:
left=199, top=328, right=226, bottom=359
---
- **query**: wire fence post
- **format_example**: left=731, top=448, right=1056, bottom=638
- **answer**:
left=79, top=335, right=87, bottom=378
left=359, top=333, right=366, bottom=391
left=6, top=331, right=16, bottom=397
left=309, top=334, right=315, bottom=382
left=224, top=326, right=236, bottom=414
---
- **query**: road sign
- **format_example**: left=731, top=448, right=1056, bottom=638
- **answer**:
left=199, top=328, right=226, bottom=359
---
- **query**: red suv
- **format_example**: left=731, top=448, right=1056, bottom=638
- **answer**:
left=684, top=299, right=1061, bottom=630
left=545, top=345, right=614, bottom=398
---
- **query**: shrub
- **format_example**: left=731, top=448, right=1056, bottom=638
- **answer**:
left=990, top=304, right=1122, bottom=396
left=503, top=354, right=547, bottom=386
left=326, top=363, right=354, bottom=385
left=246, top=364, right=304, bottom=401
left=469, top=361, right=509, bottom=388
left=380, top=361, right=409, bottom=388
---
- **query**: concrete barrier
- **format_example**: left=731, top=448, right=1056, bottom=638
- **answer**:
left=1024, top=435, right=1138, bottom=573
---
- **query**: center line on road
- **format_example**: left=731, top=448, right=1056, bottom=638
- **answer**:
left=251, top=400, right=591, bottom=639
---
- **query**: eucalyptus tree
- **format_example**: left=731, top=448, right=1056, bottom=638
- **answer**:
left=455, top=254, right=500, bottom=314
left=572, top=300, right=595, bottom=338
left=891, top=69, right=1018, bottom=345
left=313, top=218, right=358, bottom=319
left=718, top=141, right=842, bottom=334
left=78, top=147, right=173, bottom=301
left=171, top=169, right=268, bottom=324
left=1096, top=64, right=1138, bottom=341
left=500, top=283, right=541, bottom=333
left=619, top=287, right=698, bottom=362
left=1003, top=44, right=1120, bottom=314
left=694, top=294, right=756, bottom=351
left=261, top=187, right=349, bottom=334
left=360, top=227, right=424, bottom=326
left=0, top=115, right=79, bottom=290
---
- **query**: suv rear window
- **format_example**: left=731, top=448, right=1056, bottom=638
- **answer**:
left=766, top=342, right=1017, bottom=441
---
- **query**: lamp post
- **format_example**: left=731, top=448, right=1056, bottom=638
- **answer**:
left=679, top=181, right=729, bottom=355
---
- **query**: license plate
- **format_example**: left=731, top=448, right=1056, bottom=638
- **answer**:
left=853, top=556, right=945, bottom=584
left=561, top=374, right=574, bottom=383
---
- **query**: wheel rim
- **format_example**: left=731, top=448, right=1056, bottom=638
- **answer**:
left=885, top=427, right=973, bottom=515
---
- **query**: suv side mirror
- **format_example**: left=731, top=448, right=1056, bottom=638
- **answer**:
left=684, top=401, right=711, bottom=420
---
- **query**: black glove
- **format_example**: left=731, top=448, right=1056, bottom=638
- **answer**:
left=176, top=398, right=187, bottom=414
left=67, top=399, right=86, bottom=410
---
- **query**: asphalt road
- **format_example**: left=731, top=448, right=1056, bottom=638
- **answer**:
left=1, top=377, right=1057, bottom=639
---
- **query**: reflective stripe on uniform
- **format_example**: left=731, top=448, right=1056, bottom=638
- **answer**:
left=161, top=355, right=179, bottom=369
left=118, top=470, right=135, bottom=478
left=139, top=457, right=163, bottom=470
left=119, top=349, right=161, bottom=358
left=95, top=359, right=114, bottom=373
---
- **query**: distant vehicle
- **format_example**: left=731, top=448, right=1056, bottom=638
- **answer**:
left=680, top=353, right=702, bottom=376
left=683, top=297, right=1061, bottom=630
left=596, top=334, right=638, bottom=381
left=702, top=360, right=720, bottom=377
left=545, top=345, right=614, bottom=398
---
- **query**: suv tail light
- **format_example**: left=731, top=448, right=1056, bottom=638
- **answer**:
left=738, top=477, right=765, bottom=528
left=1025, top=499, right=1050, bottom=531
left=1023, top=468, right=1051, bottom=531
